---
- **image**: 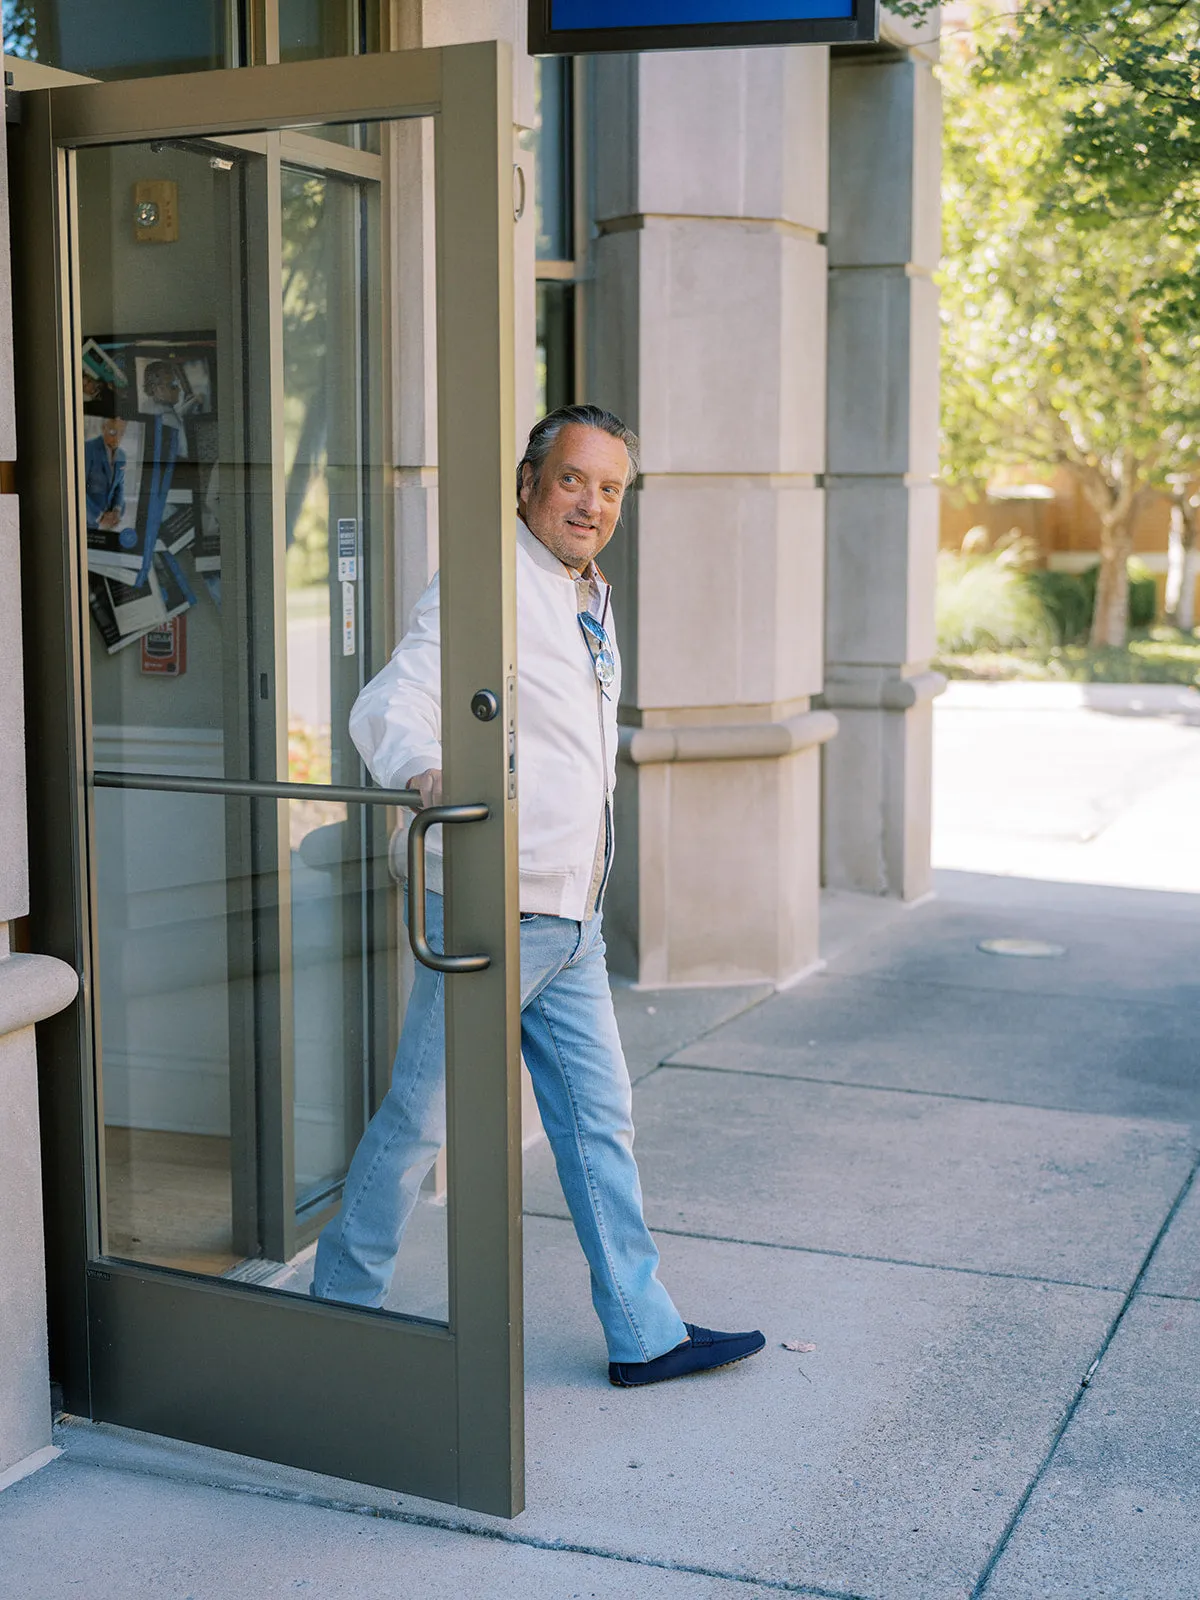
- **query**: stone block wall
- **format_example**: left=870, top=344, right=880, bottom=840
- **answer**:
left=589, top=45, right=836, bottom=984
left=821, top=39, right=944, bottom=901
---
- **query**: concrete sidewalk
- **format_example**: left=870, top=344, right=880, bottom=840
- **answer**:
left=3, top=866, right=1199, bottom=1598
left=933, top=680, right=1200, bottom=895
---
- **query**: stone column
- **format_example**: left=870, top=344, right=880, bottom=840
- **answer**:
left=589, top=47, right=837, bottom=986
left=821, top=36, right=944, bottom=900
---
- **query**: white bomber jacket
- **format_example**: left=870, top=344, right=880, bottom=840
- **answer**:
left=348, top=518, right=620, bottom=920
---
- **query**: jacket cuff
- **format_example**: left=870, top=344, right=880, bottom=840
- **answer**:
left=386, top=747, right=443, bottom=790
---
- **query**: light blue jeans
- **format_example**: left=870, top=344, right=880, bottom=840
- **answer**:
left=312, top=892, right=687, bottom=1364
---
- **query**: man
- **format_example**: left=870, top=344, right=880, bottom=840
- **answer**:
left=313, top=404, right=764, bottom=1387
left=85, top=415, right=127, bottom=531
left=142, top=358, right=203, bottom=418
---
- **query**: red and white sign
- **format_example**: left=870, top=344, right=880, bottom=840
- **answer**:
left=140, top=613, right=187, bottom=675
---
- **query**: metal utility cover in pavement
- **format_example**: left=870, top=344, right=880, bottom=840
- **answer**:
left=978, top=938, right=1068, bottom=959
left=528, top=0, right=879, bottom=54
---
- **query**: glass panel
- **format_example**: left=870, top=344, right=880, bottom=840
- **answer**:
left=77, top=121, right=451, bottom=1327
left=95, top=788, right=241, bottom=1278
left=94, top=788, right=448, bottom=1322
left=534, top=55, right=573, bottom=262
left=77, top=139, right=383, bottom=788
left=289, top=791, right=356, bottom=1206
left=277, top=3, right=381, bottom=149
left=2, top=0, right=231, bottom=78
left=536, top=280, right=575, bottom=417
left=278, top=0, right=358, bottom=62
left=78, top=139, right=249, bottom=783
left=282, top=164, right=366, bottom=789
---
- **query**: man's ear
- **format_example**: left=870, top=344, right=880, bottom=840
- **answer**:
left=518, top=462, right=532, bottom=506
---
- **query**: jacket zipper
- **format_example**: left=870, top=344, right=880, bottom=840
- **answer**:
left=593, top=580, right=614, bottom=915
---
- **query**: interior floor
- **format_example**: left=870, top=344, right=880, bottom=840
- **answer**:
left=103, top=1126, right=238, bottom=1276
left=101, top=1126, right=450, bottom=1319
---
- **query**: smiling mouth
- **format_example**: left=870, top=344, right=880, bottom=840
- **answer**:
left=566, top=519, right=596, bottom=533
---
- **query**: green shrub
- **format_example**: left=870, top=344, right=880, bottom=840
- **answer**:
left=942, top=555, right=1160, bottom=652
left=1025, top=569, right=1094, bottom=647
left=936, top=552, right=1053, bottom=653
left=1127, top=561, right=1158, bottom=629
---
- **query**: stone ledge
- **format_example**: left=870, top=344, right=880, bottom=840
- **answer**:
left=619, top=709, right=838, bottom=765
left=0, top=953, right=78, bottom=1039
left=819, top=670, right=946, bottom=712
left=596, top=211, right=825, bottom=244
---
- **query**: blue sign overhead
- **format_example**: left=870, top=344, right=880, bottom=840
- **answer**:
left=529, top=0, right=876, bottom=52
left=553, top=2, right=853, bottom=20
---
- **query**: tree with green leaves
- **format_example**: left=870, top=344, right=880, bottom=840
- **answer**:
left=940, top=2, right=1200, bottom=646
left=991, top=1, right=1200, bottom=239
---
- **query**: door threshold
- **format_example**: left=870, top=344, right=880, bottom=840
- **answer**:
left=222, top=1240, right=316, bottom=1290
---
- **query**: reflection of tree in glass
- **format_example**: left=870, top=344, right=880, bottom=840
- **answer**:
left=288, top=721, right=338, bottom=849
left=281, top=170, right=329, bottom=589
left=2, top=1, right=39, bottom=58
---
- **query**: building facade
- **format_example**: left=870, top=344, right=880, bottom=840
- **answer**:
left=0, top=0, right=941, bottom=1498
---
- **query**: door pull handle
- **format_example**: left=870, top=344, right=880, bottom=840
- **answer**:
left=406, top=803, right=491, bottom=973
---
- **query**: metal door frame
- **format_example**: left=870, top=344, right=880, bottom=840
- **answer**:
left=13, top=43, right=523, bottom=1515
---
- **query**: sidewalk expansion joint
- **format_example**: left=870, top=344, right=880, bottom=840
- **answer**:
left=819, top=967, right=1200, bottom=1018
left=52, top=1448, right=870, bottom=1600
left=654, top=1058, right=1200, bottom=1127
left=630, top=990, right=779, bottom=1087
left=968, top=1153, right=1200, bottom=1599
left=522, top=1210, right=1132, bottom=1296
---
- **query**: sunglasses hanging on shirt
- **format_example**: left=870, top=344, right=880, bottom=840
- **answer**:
left=577, top=610, right=615, bottom=697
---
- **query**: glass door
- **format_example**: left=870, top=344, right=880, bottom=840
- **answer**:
left=15, top=44, right=523, bottom=1514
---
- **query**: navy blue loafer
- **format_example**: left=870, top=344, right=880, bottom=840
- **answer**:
left=608, top=1322, right=766, bottom=1387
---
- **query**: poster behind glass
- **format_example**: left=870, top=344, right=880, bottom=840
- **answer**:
left=82, top=332, right=219, bottom=663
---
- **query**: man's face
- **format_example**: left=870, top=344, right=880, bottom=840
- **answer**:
left=146, top=368, right=182, bottom=407
left=519, top=423, right=629, bottom=571
left=100, top=417, right=126, bottom=450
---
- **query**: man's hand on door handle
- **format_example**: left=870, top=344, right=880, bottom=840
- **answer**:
left=405, top=768, right=443, bottom=810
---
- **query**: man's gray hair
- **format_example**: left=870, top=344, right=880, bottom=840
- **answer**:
left=517, top=404, right=640, bottom=502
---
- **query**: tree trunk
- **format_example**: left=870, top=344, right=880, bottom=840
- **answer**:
left=1179, top=547, right=1198, bottom=634
left=1089, top=509, right=1135, bottom=648
left=1165, top=494, right=1198, bottom=634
